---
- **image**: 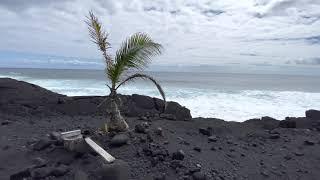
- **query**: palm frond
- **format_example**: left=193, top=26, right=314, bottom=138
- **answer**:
left=86, top=11, right=112, bottom=66
left=116, top=73, right=166, bottom=106
left=108, top=33, right=163, bottom=85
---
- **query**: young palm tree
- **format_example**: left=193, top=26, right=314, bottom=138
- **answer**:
left=86, top=12, right=166, bottom=132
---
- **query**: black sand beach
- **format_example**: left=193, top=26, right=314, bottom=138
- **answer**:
left=1, top=78, right=320, bottom=180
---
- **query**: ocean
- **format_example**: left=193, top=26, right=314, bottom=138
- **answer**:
left=1, top=67, right=320, bottom=121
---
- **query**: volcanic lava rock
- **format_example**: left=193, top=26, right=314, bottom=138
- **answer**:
left=192, top=172, right=207, bottom=180
left=74, top=170, right=89, bottom=180
left=82, top=129, right=92, bottom=136
left=294, top=151, right=304, bottom=156
left=170, top=160, right=184, bottom=169
left=1, top=120, right=11, bottom=126
left=260, top=116, right=279, bottom=130
left=172, top=150, right=185, bottom=160
left=110, top=134, right=129, bottom=147
left=154, top=173, right=166, bottom=180
left=50, top=165, right=70, bottom=177
left=208, top=136, right=218, bottom=142
left=304, top=140, right=315, bottom=146
left=33, top=139, right=52, bottom=151
left=142, top=143, right=169, bottom=159
left=32, top=157, right=47, bottom=168
left=139, top=116, right=149, bottom=121
left=188, top=165, right=201, bottom=174
left=199, top=127, right=213, bottom=136
left=153, top=97, right=165, bottom=112
left=135, top=124, right=148, bottom=134
left=57, top=98, right=66, bottom=104
left=10, top=169, right=31, bottom=180
left=269, top=134, right=280, bottom=139
left=31, top=167, right=51, bottom=179
left=100, top=159, right=129, bottom=180
left=160, top=114, right=176, bottom=120
left=279, top=120, right=296, bottom=128
left=194, top=147, right=201, bottom=152
left=165, top=101, right=192, bottom=121
left=132, top=94, right=155, bottom=109
left=306, top=110, right=320, bottom=120
left=49, top=131, right=61, bottom=140
left=155, top=127, right=163, bottom=136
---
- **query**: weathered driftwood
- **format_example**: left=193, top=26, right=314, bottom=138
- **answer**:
left=61, top=130, right=81, bottom=137
left=59, top=130, right=126, bottom=179
left=60, top=130, right=116, bottom=163
left=85, top=137, right=116, bottom=163
left=61, top=130, right=86, bottom=152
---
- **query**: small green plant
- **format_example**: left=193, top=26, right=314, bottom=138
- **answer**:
left=86, top=11, right=166, bottom=132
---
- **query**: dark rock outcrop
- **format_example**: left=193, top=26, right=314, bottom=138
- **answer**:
left=279, top=119, right=296, bottom=128
left=132, top=94, right=155, bottom=110
left=164, top=101, right=192, bottom=121
left=306, top=110, right=320, bottom=120
left=0, top=78, right=192, bottom=120
left=244, top=117, right=279, bottom=130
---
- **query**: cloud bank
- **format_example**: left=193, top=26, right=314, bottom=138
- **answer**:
left=0, top=0, right=319, bottom=67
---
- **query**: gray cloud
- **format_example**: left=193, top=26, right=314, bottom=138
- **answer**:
left=254, top=35, right=320, bottom=45
left=201, top=9, right=224, bottom=17
left=254, top=0, right=320, bottom=17
left=240, top=53, right=259, bottom=57
left=0, top=0, right=320, bottom=67
left=305, top=36, right=320, bottom=44
left=0, top=0, right=72, bottom=12
left=286, top=58, right=320, bottom=65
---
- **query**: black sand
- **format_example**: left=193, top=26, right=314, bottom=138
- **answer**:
left=1, top=78, right=320, bottom=180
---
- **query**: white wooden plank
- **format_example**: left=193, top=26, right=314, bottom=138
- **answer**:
left=85, top=137, right=116, bottom=163
left=61, top=129, right=81, bottom=136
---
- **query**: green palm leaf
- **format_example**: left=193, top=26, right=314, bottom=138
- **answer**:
left=86, top=11, right=112, bottom=66
left=108, top=33, right=163, bottom=85
left=116, top=73, right=166, bottom=109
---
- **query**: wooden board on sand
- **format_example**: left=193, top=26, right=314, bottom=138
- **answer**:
left=85, top=137, right=116, bottom=163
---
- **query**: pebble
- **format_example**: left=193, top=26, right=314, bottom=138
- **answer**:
left=74, top=170, right=88, bottom=180
left=261, top=170, right=269, bottom=177
left=304, top=140, right=315, bottom=146
left=110, top=134, right=129, bottom=147
left=32, top=157, right=47, bottom=168
left=135, top=124, right=147, bottom=134
left=199, top=127, right=212, bottom=136
left=10, top=169, right=31, bottom=180
left=210, top=146, right=217, bottom=151
left=294, top=151, right=304, bottom=156
left=154, top=173, right=166, bottom=180
left=172, top=150, right=185, bottom=160
left=208, top=136, right=218, bottom=142
left=155, top=127, right=163, bottom=136
left=192, top=172, right=207, bottom=180
left=269, top=134, right=280, bottom=139
left=33, top=139, right=52, bottom=151
left=284, top=155, right=292, bottom=160
left=193, top=147, right=201, bottom=152
left=1, top=120, right=11, bottom=126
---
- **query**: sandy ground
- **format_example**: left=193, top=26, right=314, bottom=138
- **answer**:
left=1, top=78, right=320, bottom=180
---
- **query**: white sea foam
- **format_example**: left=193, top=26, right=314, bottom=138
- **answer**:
left=2, top=71, right=320, bottom=122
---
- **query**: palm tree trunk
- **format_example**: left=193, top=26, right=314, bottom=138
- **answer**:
left=107, top=89, right=129, bottom=132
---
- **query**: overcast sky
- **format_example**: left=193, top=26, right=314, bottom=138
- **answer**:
left=0, top=0, right=320, bottom=68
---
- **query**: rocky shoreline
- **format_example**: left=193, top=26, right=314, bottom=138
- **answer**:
left=1, top=78, right=320, bottom=180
